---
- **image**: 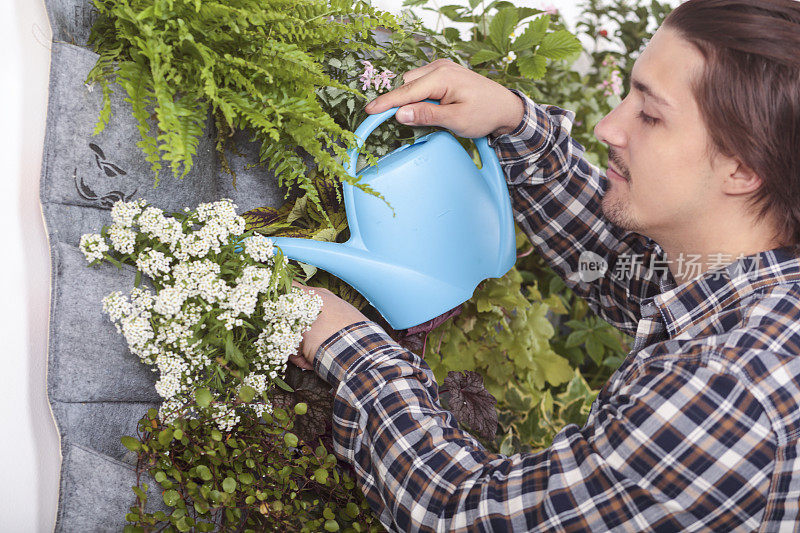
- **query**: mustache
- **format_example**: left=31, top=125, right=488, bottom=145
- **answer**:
left=607, top=148, right=630, bottom=181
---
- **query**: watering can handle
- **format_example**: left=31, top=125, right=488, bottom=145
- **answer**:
left=346, top=99, right=440, bottom=177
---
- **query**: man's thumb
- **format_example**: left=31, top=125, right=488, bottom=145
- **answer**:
left=395, top=102, right=446, bottom=126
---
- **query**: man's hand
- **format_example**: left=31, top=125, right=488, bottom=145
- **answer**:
left=288, top=281, right=371, bottom=371
left=364, top=58, right=525, bottom=138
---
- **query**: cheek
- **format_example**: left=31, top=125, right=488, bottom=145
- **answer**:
left=630, top=144, right=712, bottom=216
left=628, top=136, right=701, bottom=203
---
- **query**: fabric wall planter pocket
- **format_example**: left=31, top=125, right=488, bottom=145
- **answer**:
left=40, top=2, right=292, bottom=529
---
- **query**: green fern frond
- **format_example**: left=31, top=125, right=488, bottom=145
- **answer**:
left=85, top=0, right=401, bottom=208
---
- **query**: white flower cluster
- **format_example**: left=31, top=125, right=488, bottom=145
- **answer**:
left=111, top=198, right=146, bottom=228
left=138, top=206, right=185, bottom=252
left=108, top=224, right=137, bottom=254
left=244, top=234, right=275, bottom=262
left=209, top=403, right=241, bottom=433
left=175, top=199, right=246, bottom=261
left=79, top=233, right=109, bottom=263
left=83, top=198, right=323, bottom=432
left=135, top=248, right=172, bottom=279
left=254, top=288, right=323, bottom=376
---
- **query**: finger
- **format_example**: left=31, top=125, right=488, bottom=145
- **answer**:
left=288, top=353, right=313, bottom=371
left=394, top=100, right=464, bottom=130
left=364, top=73, right=451, bottom=115
left=400, top=58, right=455, bottom=85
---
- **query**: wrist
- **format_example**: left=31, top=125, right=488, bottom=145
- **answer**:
left=492, top=90, right=525, bottom=136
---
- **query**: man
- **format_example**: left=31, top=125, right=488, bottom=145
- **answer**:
left=288, top=0, right=800, bottom=530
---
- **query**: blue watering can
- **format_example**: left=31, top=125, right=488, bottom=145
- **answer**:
left=264, top=100, right=516, bottom=330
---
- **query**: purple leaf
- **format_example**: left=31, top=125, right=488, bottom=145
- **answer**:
left=442, top=370, right=498, bottom=440
left=404, top=304, right=463, bottom=336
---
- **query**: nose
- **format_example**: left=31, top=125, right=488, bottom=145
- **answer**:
left=593, top=100, right=627, bottom=149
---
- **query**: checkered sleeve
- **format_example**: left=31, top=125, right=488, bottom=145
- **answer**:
left=314, top=321, right=777, bottom=532
left=487, top=89, right=673, bottom=336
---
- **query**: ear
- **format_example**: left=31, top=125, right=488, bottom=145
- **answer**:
left=722, top=159, right=763, bottom=196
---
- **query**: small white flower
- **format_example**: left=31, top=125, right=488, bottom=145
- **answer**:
left=153, top=286, right=187, bottom=317
left=136, top=248, right=173, bottom=279
left=79, top=233, right=109, bottom=263
left=111, top=199, right=145, bottom=228
left=108, top=224, right=136, bottom=254
left=501, top=51, right=517, bottom=65
left=244, top=234, right=275, bottom=263
left=101, top=291, right=131, bottom=322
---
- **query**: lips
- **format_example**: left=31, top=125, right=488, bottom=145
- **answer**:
left=608, top=166, right=628, bottom=182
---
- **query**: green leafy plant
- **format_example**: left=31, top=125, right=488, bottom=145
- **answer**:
left=85, top=0, right=398, bottom=212
left=577, top=0, right=673, bottom=83
left=123, top=403, right=383, bottom=532
left=80, top=198, right=390, bottom=530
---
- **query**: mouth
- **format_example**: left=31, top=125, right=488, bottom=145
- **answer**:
left=607, top=165, right=628, bottom=182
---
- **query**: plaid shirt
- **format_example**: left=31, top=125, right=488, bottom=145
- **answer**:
left=312, top=89, right=800, bottom=532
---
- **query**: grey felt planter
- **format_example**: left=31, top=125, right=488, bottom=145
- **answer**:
left=40, top=3, right=297, bottom=529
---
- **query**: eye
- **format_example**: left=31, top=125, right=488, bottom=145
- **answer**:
left=637, top=110, right=659, bottom=126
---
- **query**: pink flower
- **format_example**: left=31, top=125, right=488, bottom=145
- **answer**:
left=543, top=3, right=558, bottom=15
left=375, top=69, right=396, bottom=91
left=356, top=60, right=396, bottom=93
left=601, top=70, right=624, bottom=97
left=359, top=60, right=376, bottom=91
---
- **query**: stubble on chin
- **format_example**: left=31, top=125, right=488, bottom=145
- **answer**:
left=601, top=185, right=643, bottom=232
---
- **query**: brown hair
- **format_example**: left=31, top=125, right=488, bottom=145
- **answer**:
left=663, top=0, right=800, bottom=253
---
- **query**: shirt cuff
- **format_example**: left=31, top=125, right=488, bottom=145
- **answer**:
left=486, top=88, right=550, bottom=158
left=312, top=320, right=403, bottom=389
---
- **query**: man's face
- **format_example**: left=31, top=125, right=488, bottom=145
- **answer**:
left=593, top=26, right=721, bottom=245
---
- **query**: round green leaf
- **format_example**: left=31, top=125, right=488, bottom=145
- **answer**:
left=284, top=432, right=298, bottom=448
left=157, top=428, right=174, bottom=446
left=176, top=516, right=191, bottom=532
left=238, top=385, right=256, bottom=403
left=313, top=468, right=328, bottom=484
left=163, top=489, right=180, bottom=507
left=294, top=402, right=307, bottom=415
left=196, top=465, right=212, bottom=481
left=324, top=519, right=340, bottom=532
left=222, top=477, right=237, bottom=493
left=346, top=502, right=360, bottom=518
left=194, top=388, right=213, bottom=408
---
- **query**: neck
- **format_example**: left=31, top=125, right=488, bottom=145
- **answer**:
left=651, top=210, right=783, bottom=286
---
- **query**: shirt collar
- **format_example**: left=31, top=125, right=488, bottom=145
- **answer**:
left=641, top=246, right=800, bottom=337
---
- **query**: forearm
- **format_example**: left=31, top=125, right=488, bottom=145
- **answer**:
left=313, top=322, right=776, bottom=532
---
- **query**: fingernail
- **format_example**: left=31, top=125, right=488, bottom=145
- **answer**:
left=365, top=101, right=375, bottom=111
left=396, top=108, right=414, bottom=123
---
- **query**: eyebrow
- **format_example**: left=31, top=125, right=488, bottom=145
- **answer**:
left=630, top=77, right=673, bottom=109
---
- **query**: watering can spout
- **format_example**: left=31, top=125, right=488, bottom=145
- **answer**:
left=270, top=237, right=472, bottom=330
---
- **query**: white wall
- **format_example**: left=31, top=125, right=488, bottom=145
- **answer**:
left=1, top=1, right=60, bottom=532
